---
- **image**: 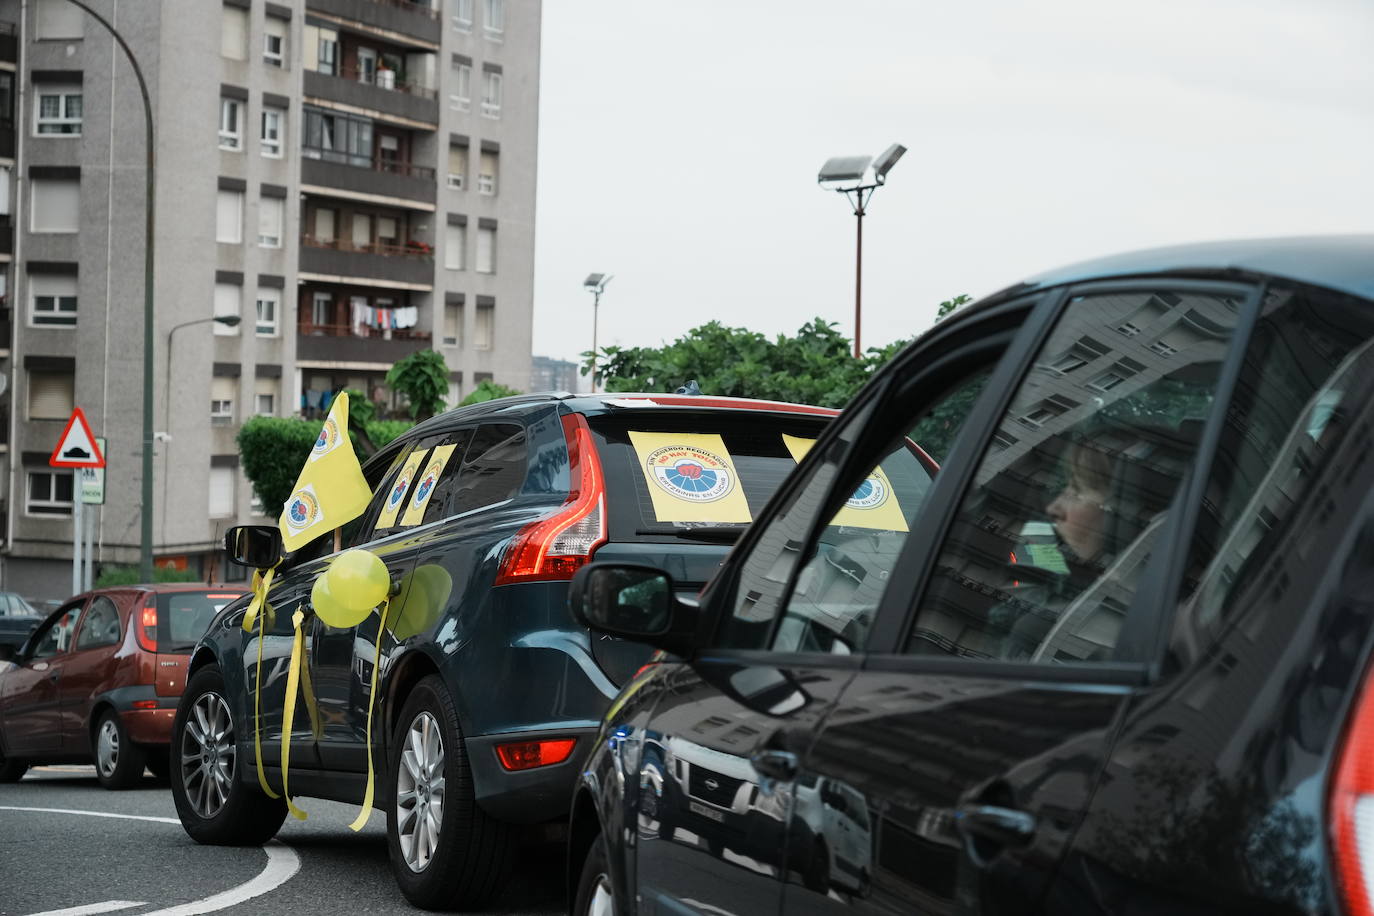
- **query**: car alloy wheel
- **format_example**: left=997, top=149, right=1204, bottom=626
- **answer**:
left=96, top=716, right=122, bottom=779
left=180, top=691, right=236, bottom=818
left=396, top=710, right=447, bottom=872
left=586, top=873, right=615, bottom=916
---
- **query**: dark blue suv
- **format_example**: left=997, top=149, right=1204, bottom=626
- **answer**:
left=168, top=392, right=836, bottom=909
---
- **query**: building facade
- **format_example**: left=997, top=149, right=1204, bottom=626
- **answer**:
left=0, top=0, right=540, bottom=600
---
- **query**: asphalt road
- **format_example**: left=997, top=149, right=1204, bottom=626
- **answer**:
left=0, top=765, right=564, bottom=916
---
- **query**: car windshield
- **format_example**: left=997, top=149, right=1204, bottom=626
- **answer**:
left=158, top=591, right=245, bottom=652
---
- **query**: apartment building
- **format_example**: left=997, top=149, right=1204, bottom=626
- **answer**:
left=0, top=0, right=540, bottom=599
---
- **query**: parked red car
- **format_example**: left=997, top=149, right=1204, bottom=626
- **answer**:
left=0, top=584, right=247, bottom=788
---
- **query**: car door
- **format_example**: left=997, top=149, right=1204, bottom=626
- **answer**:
left=785, top=280, right=1259, bottom=914
left=0, top=601, right=85, bottom=757
left=241, top=561, right=321, bottom=774
left=58, top=593, right=125, bottom=753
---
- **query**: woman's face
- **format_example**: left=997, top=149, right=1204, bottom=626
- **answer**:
left=1047, top=469, right=1107, bottom=562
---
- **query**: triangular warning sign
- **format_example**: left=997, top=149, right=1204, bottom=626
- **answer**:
left=49, top=407, right=105, bottom=468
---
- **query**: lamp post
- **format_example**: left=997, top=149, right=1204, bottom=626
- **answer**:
left=60, top=0, right=157, bottom=581
left=817, top=143, right=906, bottom=359
left=583, top=273, right=612, bottom=392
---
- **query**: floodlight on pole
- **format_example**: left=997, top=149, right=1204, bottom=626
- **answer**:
left=584, top=273, right=613, bottom=392
left=817, top=143, right=906, bottom=358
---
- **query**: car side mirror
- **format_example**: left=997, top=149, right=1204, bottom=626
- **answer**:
left=569, top=563, right=697, bottom=658
left=225, top=525, right=283, bottom=569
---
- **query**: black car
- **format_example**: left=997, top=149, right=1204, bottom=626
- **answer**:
left=568, top=235, right=1374, bottom=915
left=168, top=391, right=840, bottom=909
left=0, top=614, right=42, bottom=655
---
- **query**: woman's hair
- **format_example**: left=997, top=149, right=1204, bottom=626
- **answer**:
left=1066, top=440, right=1113, bottom=498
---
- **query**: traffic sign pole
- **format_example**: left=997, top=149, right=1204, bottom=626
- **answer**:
left=72, top=490, right=83, bottom=596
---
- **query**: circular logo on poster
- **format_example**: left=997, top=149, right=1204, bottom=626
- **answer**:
left=846, top=475, right=889, bottom=510
left=411, top=468, right=439, bottom=509
left=313, top=416, right=341, bottom=457
left=645, top=445, right=734, bottom=503
left=388, top=470, right=413, bottom=512
left=285, top=489, right=319, bottom=533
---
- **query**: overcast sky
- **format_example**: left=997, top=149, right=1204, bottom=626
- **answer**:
left=529, top=0, right=1374, bottom=368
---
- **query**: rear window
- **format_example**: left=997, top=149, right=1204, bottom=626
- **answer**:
left=158, top=591, right=245, bottom=651
left=590, top=412, right=835, bottom=542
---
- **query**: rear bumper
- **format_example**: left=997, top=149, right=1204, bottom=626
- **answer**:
left=466, top=726, right=599, bottom=823
left=121, top=707, right=175, bottom=746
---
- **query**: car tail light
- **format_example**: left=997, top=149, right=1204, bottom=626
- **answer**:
left=494, top=413, right=607, bottom=585
left=131, top=700, right=158, bottom=710
left=495, top=738, right=577, bottom=771
left=1329, top=659, right=1374, bottom=915
left=135, top=596, right=158, bottom=652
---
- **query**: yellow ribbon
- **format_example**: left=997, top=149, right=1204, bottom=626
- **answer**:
left=348, top=598, right=391, bottom=832
left=242, top=566, right=276, bottom=634
left=250, top=594, right=280, bottom=801
left=280, top=607, right=309, bottom=821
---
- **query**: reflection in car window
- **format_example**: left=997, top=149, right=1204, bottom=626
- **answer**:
left=452, top=423, right=527, bottom=514
left=907, top=287, right=1245, bottom=664
left=76, top=596, right=121, bottom=650
left=31, top=605, right=83, bottom=658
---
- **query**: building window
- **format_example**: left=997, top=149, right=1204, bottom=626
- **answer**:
left=256, top=392, right=275, bottom=416
left=209, top=467, right=235, bottom=518
left=313, top=207, right=336, bottom=242
left=443, top=302, right=463, bottom=346
left=474, top=302, right=493, bottom=350
left=214, top=283, right=242, bottom=334
left=255, top=289, right=279, bottom=336
left=31, top=179, right=79, bottom=233
left=317, top=30, right=338, bottom=76
left=219, top=98, right=243, bottom=151
left=31, top=274, right=77, bottom=327
left=484, top=0, right=504, bottom=39
left=444, top=223, right=465, bottom=270
left=311, top=291, right=332, bottom=327
left=357, top=47, right=378, bottom=84
left=258, top=197, right=283, bottom=248
left=27, top=470, right=74, bottom=516
left=211, top=382, right=235, bottom=425
left=447, top=144, right=467, bottom=189
left=216, top=190, right=243, bottom=243
left=478, top=150, right=497, bottom=195
left=34, top=88, right=82, bottom=136
left=28, top=368, right=74, bottom=419
left=303, top=106, right=372, bottom=166
left=450, top=58, right=472, bottom=111
left=452, top=0, right=473, bottom=31
left=261, top=107, right=284, bottom=158
left=264, top=17, right=287, bottom=67
left=221, top=5, right=247, bottom=60
left=476, top=225, right=495, bottom=273
left=481, top=69, right=502, bottom=118
left=377, top=216, right=399, bottom=245
left=36, top=0, right=83, bottom=39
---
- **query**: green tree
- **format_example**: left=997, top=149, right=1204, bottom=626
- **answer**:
left=460, top=379, right=522, bottom=406
left=96, top=565, right=200, bottom=588
left=936, top=294, right=972, bottom=322
left=237, top=416, right=319, bottom=517
left=385, top=349, right=450, bottom=420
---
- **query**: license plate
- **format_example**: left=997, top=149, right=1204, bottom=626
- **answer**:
left=689, top=800, right=724, bottom=822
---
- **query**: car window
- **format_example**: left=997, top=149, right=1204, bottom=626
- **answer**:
left=451, top=423, right=527, bottom=514
left=160, top=591, right=244, bottom=651
left=344, top=442, right=417, bottom=547
left=30, top=604, right=84, bottom=658
left=76, top=596, right=122, bottom=650
left=1174, top=286, right=1374, bottom=648
left=905, top=286, right=1246, bottom=664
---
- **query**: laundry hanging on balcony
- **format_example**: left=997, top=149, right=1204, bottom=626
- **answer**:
left=350, top=301, right=419, bottom=335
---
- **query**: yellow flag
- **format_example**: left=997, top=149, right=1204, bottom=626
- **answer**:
left=278, top=392, right=373, bottom=552
left=782, top=434, right=908, bottom=532
left=399, top=444, right=458, bottom=527
left=628, top=431, right=752, bottom=524
left=375, top=448, right=428, bottom=530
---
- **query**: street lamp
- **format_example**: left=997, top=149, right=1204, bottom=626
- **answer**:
left=583, top=273, right=612, bottom=392
left=818, top=142, right=906, bottom=358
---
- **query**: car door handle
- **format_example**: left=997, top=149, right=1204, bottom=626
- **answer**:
left=749, top=749, right=799, bottom=782
left=955, top=803, right=1037, bottom=846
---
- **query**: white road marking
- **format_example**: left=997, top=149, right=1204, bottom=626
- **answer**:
left=23, top=902, right=145, bottom=916
left=2, top=806, right=302, bottom=916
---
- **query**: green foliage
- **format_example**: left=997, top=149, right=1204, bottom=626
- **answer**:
left=365, top=419, right=412, bottom=447
left=460, top=379, right=523, bottom=407
left=237, top=416, right=319, bottom=518
left=96, top=565, right=200, bottom=588
left=342, top=388, right=376, bottom=423
left=385, top=350, right=450, bottom=420
left=909, top=369, right=992, bottom=463
left=936, top=294, right=973, bottom=322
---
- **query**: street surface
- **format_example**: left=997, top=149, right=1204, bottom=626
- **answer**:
left=0, top=766, right=563, bottom=916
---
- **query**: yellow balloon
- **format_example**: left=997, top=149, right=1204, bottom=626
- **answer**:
left=325, top=549, right=391, bottom=615
left=312, top=572, right=371, bottom=629
left=389, top=565, right=454, bottom=641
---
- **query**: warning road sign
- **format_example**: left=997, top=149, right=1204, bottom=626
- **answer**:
left=49, top=407, right=106, bottom=469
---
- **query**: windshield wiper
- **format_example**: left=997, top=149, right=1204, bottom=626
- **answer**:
left=636, top=526, right=744, bottom=543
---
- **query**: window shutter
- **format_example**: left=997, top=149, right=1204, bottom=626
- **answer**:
left=258, top=197, right=283, bottom=242
left=303, top=25, right=319, bottom=70
left=479, top=151, right=497, bottom=180
left=211, top=376, right=237, bottom=404
left=444, top=303, right=462, bottom=344
left=476, top=227, right=495, bottom=273
left=214, top=284, right=241, bottom=334
left=448, top=145, right=467, bottom=176
left=28, top=371, right=74, bottom=419
left=221, top=7, right=247, bottom=60
left=208, top=468, right=235, bottom=517
left=38, top=0, right=83, bottom=38
left=474, top=304, right=493, bottom=350
left=32, top=180, right=79, bottom=233
left=444, top=224, right=464, bottom=270
left=216, top=191, right=242, bottom=243
left=314, top=208, right=335, bottom=241
left=352, top=214, right=371, bottom=246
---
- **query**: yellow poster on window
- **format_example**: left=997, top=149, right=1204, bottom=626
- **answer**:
left=399, top=444, right=458, bottom=527
left=375, top=449, right=428, bottom=530
left=629, top=431, right=753, bottom=524
left=782, top=434, right=908, bottom=532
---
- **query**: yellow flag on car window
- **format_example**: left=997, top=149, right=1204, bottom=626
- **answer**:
left=278, top=392, right=373, bottom=552
left=628, top=431, right=752, bottom=524
left=375, top=448, right=429, bottom=530
left=782, top=434, right=908, bottom=532
left=399, top=444, right=458, bottom=527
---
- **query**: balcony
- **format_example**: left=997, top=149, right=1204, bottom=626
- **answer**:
left=300, top=236, right=434, bottom=287
left=303, top=68, right=439, bottom=128
left=298, top=323, right=432, bottom=364
left=305, top=0, right=441, bottom=46
left=301, top=150, right=437, bottom=207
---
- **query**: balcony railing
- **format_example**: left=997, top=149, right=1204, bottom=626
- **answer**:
left=333, top=65, right=437, bottom=100
left=368, top=0, right=439, bottom=19
left=305, top=0, right=441, bottom=46
left=301, top=322, right=431, bottom=341
left=302, top=235, right=433, bottom=259
left=301, top=146, right=436, bottom=180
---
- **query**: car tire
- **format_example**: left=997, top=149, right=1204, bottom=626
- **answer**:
left=572, top=832, right=617, bottom=916
left=94, top=708, right=146, bottom=790
left=0, top=746, right=28, bottom=782
left=386, top=675, right=513, bottom=910
left=803, top=838, right=830, bottom=893
left=171, top=665, right=287, bottom=845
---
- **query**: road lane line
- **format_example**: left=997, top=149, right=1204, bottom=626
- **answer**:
left=23, top=902, right=145, bottom=916
left=3, top=807, right=301, bottom=916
